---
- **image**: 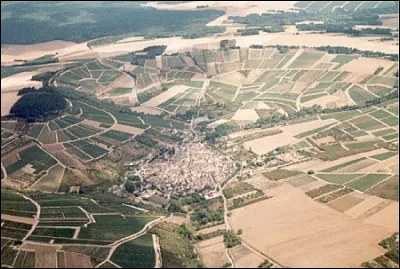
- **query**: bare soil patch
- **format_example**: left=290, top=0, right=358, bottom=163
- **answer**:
left=43, top=144, right=65, bottom=154
left=298, top=180, right=328, bottom=192
left=363, top=202, right=399, bottom=231
left=195, top=236, right=230, bottom=268
left=232, top=109, right=259, bottom=122
left=64, top=251, right=92, bottom=268
left=327, top=193, right=365, bottom=212
left=112, top=123, right=145, bottom=135
left=165, top=215, right=186, bottom=225
left=358, top=155, right=399, bottom=173
left=243, top=119, right=336, bottom=155
left=141, top=85, right=190, bottom=107
left=229, top=183, right=393, bottom=268
left=2, top=153, right=20, bottom=167
left=35, top=250, right=57, bottom=268
left=0, top=214, right=35, bottom=225
left=213, top=72, right=246, bottom=87
left=344, top=195, right=389, bottom=218
left=52, top=151, right=86, bottom=170
left=228, top=244, right=264, bottom=268
left=340, top=57, right=394, bottom=75
left=195, top=224, right=226, bottom=236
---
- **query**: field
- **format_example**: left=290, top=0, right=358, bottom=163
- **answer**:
left=29, top=164, right=65, bottom=192
left=78, top=215, right=157, bottom=241
left=223, top=182, right=255, bottom=198
left=195, top=235, right=230, bottom=268
left=229, top=183, right=393, bottom=268
left=109, top=87, right=132, bottom=96
left=228, top=244, right=264, bottom=268
left=345, top=174, right=391, bottom=192
left=111, top=234, right=155, bottom=268
left=366, top=175, right=398, bottom=201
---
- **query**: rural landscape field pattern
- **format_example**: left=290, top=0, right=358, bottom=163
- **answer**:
left=1, top=1, right=399, bottom=269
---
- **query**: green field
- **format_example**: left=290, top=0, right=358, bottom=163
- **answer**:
left=19, top=146, right=51, bottom=163
left=301, top=93, right=327, bottom=103
left=111, top=234, right=155, bottom=268
left=348, top=85, right=378, bottom=106
left=1, top=191, right=37, bottom=217
left=380, top=116, right=399, bottom=127
left=78, top=215, right=157, bottom=241
left=331, top=55, right=358, bottom=69
left=70, top=140, right=108, bottom=158
left=109, top=87, right=132, bottom=96
left=113, top=112, right=148, bottom=129
left=288, top=51, right=324, bottom=69
left=262, top=169, right=302, bottom=181
left=320, top=157, right=366, bottom=172
left=66, top=147, right=92, bottom=161
left=345, top=174, right=391, bottom=192
left=294, top=123, right=335, bottom=139
left=320, top=110, right=361, bottom=121
left=41, top=207, right=86, bottom=218
left=101, top=130, right=133, bottom=142
left=350, top=115, right=386, bottom=131
left=98, top=71, right=122, bottom=85
left=369, top=109, right=393, bottom=120
left=68, top=125, right=98, bottom=138
left=370, top=151, right=397, bottom=161
left=223, top=182, right=255, bottom=199
left=71, top=100, right=115, bottom=125
left=315, top=173, right=363, bottom=184
left=32, top=227, right=76, bottom=238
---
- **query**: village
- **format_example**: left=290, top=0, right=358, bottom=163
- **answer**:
left=122, top=142, right=237, bottom=199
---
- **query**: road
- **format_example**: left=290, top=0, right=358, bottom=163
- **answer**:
left=21, top=194, right=41, bottom=241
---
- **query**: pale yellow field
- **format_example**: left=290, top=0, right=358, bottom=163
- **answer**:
left=112, top=123, right=145, bottom=135
left=379, top=13, right=399, bottom=29
left=229, top=183, right=394, bottom=268
left=327, top=193, right=365, bottom=212
left=363, top=202, right=399, bottom=231
left=243, top=119, right=336, bottom=155
left=358, top=155, right=399, bottom=173
left=232, top=109, right=259, bottom=122
left=340, top=57, right=395, bottom=75
left=1, top=71, right=42, bottom=116
left=133, top=106, right=163, bottom=115
left=0, top=214, right=35, bottom=224
left=344, top=195, right=390, bottom=219
left=244, top=132, right=298, bottom=155
left=195, top=224, right=226, bottom=236
left=212, top=71, right=246, bottom=87
left=139, top=85, right=190, bottom=107
left=165, top=215, right=186, bottom=225
left=298, top=180, right=328, bottom=192
left=302, top=94, right=343, bottom=109
left=195, top=236, right=230, bottom=268
left=207, top=119, right=228, bottom=128
left=228, top=244, right=264, bottom=268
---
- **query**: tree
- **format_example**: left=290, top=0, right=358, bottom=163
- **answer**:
left=124, top=180, right=135, bottom=193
